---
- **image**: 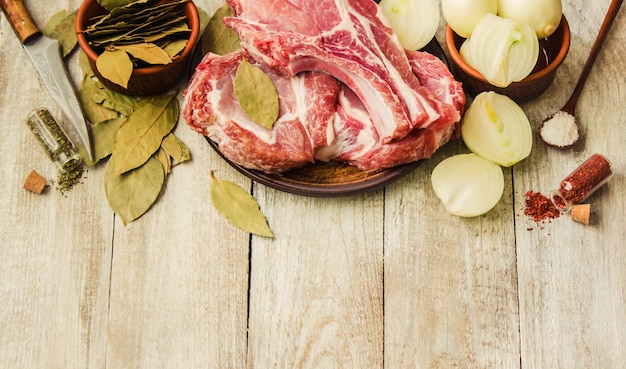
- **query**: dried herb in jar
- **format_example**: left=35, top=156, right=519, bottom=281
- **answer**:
left=25, top=108, right=85, bottom=194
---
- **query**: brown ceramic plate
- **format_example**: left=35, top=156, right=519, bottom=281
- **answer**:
left=192, top=39, right=449, bottom=197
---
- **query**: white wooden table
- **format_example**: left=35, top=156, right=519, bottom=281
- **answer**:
left=1, top=1, right=625, bottom=368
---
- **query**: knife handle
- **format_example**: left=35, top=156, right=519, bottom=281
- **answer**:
left=0, top=0, right=41, bottom=44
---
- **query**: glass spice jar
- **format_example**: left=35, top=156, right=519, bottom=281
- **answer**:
left=25, top=108, right=82, bottom=173
left=550, top=153, right=613, bottom=213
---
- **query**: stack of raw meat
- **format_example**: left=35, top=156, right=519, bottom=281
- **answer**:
left=183, top=0, right=466, bottom=174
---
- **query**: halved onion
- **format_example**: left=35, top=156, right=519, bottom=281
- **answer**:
left=460, top=14, right=538, bottom=87
left=461, top=91, right=532, bottom=167
left=379, top=0, right=440, bottom=50
left=431, top=153, right=504, bottom=217
left=442, top=0, right=498, bottom=38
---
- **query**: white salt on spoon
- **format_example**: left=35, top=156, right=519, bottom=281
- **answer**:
left=539, top=0, right=623, bottom=149
left=539, top=111, right=579, bottom=148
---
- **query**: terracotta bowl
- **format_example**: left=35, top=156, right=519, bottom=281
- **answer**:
left=76, top=0, right=200, bottom=96
left=446, top=16, right=570, bottom=103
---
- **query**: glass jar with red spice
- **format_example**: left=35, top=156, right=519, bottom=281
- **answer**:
left=550, top=153, right=613, bottom=213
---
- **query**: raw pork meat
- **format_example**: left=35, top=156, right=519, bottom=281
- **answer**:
left=316, top=51, right=465, bottom=171
left=183, top=50, right=340, bottom=174
left=224, top=0, right=460, bottom=143
left=183, top=48, right=465, bottom=173
left=316, top=88, right=457, bottom=171
left=407, top=50, right=466, bottom=116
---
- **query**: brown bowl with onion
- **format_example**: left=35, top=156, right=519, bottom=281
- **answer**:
left=76, top=0, right=200, bottom=96
left=446, top=16, right=570, bottom=103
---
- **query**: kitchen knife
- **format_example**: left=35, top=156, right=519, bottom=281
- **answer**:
left=1, top=0, right=94, bottom=161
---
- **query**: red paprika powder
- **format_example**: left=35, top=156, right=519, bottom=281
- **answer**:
left=550, top=154, right=613, bottom=212
left=524, top=191, right=561, bottom=223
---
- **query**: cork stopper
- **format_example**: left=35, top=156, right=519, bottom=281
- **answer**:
left=570, top=204, right=591, bottom=225
left=23, top=170, right=47, bottom=194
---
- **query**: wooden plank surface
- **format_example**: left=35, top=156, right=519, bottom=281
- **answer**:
left=0, top=1, right=625, bottom=369
left=384, top=139, right=521, bottom=369
left=515, top=1, right=626, bottom=368
left=248, top=189, right=385, bottom=368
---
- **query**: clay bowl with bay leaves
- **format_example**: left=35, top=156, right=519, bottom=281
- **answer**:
left=76, top=0, right=200, bottom=96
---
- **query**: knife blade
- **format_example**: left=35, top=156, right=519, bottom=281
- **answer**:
left=1, top=0, right=94, bottom=161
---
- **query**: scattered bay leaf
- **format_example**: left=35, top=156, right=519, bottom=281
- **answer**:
left=79, top=51, right=95, bottom=79
left=91, top=116, right=128, bottom=163
left=104, top=154, right=165, bottom=225
left=209, top=171, right=274, bottom=238
left=93, top=88, right=137, bottom=117
left=43, top=9, right=78, bottom=57
left=77, top=144, right=97, bottom=167
left=234, top=59, right=279, bottom=129
left=161, top=133, right=191, bottom=165
left=197, top=6, right=211, bottom=36
left=157, top=148, right=172, bottom=174
left=78, top=75, right=119, bottom=124
left=201, top=3, right=241, bottom=55
left=111, top=93, right=179, bottom=175
left=96, top=49, right=134, bottom=88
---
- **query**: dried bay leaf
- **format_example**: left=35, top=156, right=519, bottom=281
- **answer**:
left=157, top=148, right=172, bottom=174
left=91, top=116, right=128, bottom=163
left=201, top=3, right=241, bottom=56
left=161, top=133, right=191, bottom=165
left=104, top=154, right=165, bottom=225
left=96, top=0, right=131, bottom=12
left=79, top=51, right=95, bottom=79
left=43, top=9, right=77, bottom=57
left=93, top=88, right=137, bottom=117
left=91, top=17, right=189, bottom=47
left=111, top=93, right=179, bottom=175
left=210, top=171, right=274, bottom=238
left=96, top=49, right=134, bottom=88
left=140, top=22, right=190, bottom=45
left=105, top=0, right=180, bottom=23
left=197, top=6, right=211, bottom=36
left=87, top=0, right=185, bottom=36
left=162, top=38, right=188, bottom=58
left=77, top=116, right=127, bottom=167
left=234, top=59, right=279, bottom=129
left=96, top=0, right=147, bottom=12
left=78, top=75, right=119, bottom=124
left=115, top=43, right=172, bottom=65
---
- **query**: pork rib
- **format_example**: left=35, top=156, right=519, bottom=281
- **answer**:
left=317, top=50, right=465, bottom=171
left=224, top=0, right=459, bottom=142
left=316, top=87, right=457, bottom=171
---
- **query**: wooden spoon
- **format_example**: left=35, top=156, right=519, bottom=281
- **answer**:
left=539, top=0, right=624, bottom=149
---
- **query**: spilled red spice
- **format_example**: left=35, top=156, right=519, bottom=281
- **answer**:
left=523, top=191, right=561, bottom=224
